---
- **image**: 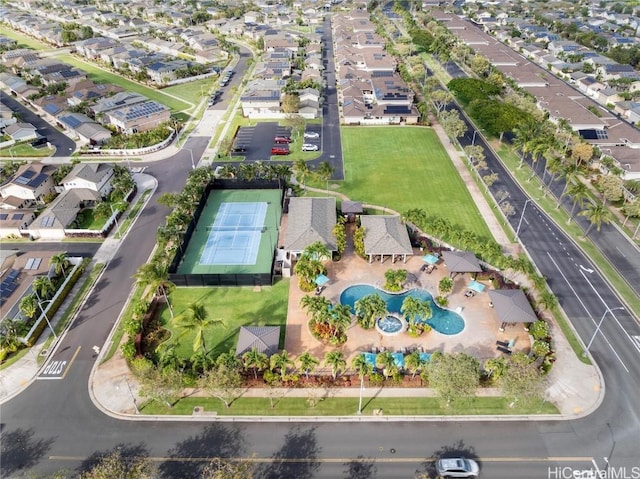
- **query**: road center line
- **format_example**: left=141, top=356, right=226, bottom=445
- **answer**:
left=61, top=346, right=81, bottom=380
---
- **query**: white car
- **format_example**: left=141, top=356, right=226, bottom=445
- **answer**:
left=302, top=144, right=319, bottom=151
left=304, top=131, right=320, bottom=139
left=435, top=458, right=480, bottom=477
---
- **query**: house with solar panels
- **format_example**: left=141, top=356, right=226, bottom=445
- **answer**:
left=103, top=100, right=171, bottom=134
left=0, top=163, right=56, bottom=207
left=0, top=209, right=36, bottom=238
left=57, top=112, right=112, bottom=146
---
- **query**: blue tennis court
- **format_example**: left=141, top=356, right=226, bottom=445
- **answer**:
left=199, top=202, right=267, bottom=266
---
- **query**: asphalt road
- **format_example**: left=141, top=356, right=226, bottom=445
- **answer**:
left=0, top=92, right=76, bottom=157
left=3, top=30, right=640, bottom=479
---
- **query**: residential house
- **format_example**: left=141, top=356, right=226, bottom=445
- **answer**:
left=4, top=122, right=37, bottom=142
left=61, top=163, right=114, bottom=197
left=0, top=209, right=36, bottom=238
left=0, top=162, right=56, bottom=206
left=57, top=112, right=112, bottom=145
left=240, top=79, right=285, bottom=117
left=103, top=100, right=170, bottom=133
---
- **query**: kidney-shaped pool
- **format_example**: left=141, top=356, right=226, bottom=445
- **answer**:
left=340, top=284, right=465, bottom=335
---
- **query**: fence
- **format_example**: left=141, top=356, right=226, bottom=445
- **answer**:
left=168, top=179, right=286, bottom=287
left=90, top=129, right=176, bottom=157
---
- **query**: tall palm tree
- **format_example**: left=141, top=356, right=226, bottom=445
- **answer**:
left=243, top=347, right=269, bottom=380
left=304, top=241, right=331, bottom=262
left=376, top=351, right=398, bottom=379
left=315, top=161, right=334, bottom=194
left=401, top=296, right=432, bottom=326
left=557, top=164, right=581, bottom=204
left=324, top=350, right=347, bottom=380
left=300, top=295, right=332, bottom=321
left=133, top=261, right=175, bottom=317
left=354, top=294, right=387, bottom=329
left=538, top=291, right=558, bottom=312
left=352, top=353, right=374, bottom=378
left=176, top=303, right=225, bottom=353
left=297, top=351, right=319, bottom=379
left=328, top=304, right=353, bottom=340
left=32, top=276, right=55, bottom=300
left=293, top=159, right=311, bottom=186
left=50, top=252, right=70, bottom=278
left=579, top=201, right=612, bottom=236
left=19, top=294, right=38, bottom=320
left=270, top=350, right=294, bottom=380
left=566, top=181, right=589, bottom=224
left=405, top=350, right=426, bottom=379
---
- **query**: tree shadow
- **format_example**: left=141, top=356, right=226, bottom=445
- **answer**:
left=416, top=439, right=480, bottom=478
left=76, top=442, right=150, bottom=476
left=343, top=455, right=377, bottom=479
left=0, top=427, right=55, bottom=478
left=158, top=423, right=246, bottom=479
left=257, top=425, right=321, bottom=479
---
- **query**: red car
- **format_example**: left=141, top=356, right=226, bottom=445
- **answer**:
left=271, top=146, right=290, bottom=155
left=274, top=136, right=292, bottom=143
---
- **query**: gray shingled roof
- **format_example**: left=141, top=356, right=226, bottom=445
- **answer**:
left=284, top=197, right=337, bottom=252
left=235, top=326, right=280, bottom=357
left=442, top=251, right=482, bottom=273
left=360, top=215, right=413, bottom=256
left=341, top=200, right=363, bottom=214
left=62, top=163, right=113, bottom=185
left=488, top=289, right=537, bottom=324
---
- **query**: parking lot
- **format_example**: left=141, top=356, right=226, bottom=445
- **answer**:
left=230, top=121, right=323, bottom=161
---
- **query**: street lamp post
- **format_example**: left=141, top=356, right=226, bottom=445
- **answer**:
left=110, top=204, right=120, bottom=237
left=471, top=130, right=477, bottom=146
left=357, top=373, right=364, bottom=415
left=33, top=289, right=58, bottom=340
left=124, top=377, right=140, bottom=414
left=585, top=307, right=625, bottom=353
left=515, top=198, right=539, bottom=238
left=184, top=148, right=195, bottom=169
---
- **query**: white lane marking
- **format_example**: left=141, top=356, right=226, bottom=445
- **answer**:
left=546, top=253, right=629, bottom=373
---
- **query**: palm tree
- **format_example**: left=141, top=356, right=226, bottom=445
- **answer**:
left=579, top=201, right=612, bottom=236
left=50, top=252, right=70, bottom=278
left=405, top=350, right=425, bottom=379
left=176, top=303, right=225, bottom=353
left=324, top=350, right=346, bottom=380
left=315, top=161, right=334, bottom=194
left=32, top=276, right=55, bottom=300
left=538, top=291, right=558, bottom=312
left=354, top=294, right=387, bottom=329
left=352, top=353, right=374, bottom=378
left=293, top=159, right=311, bottom=186
left=190, top=349, right=214, bottom=373
left=304, top=241, right=331, bottom=262
left=376, top=351, right=398, bottom=379
left=300, top=295, right=332, bottom=320
left=270, top=350, right=294, bottom=380
left=566, top=181, right=589, bottom=224
left=557, top=164, right=581, bottom=205
left=242, top=347, right=269, bottom=380
left=19, top=294, right=39, bottom=320
left=484, top=357, right=508, bottom=381
left=157, top=343, right=184, bottom=370
left=133, top=261, right=175, bottom=316
left=0, top=320, right=21, bottom=354
left=401, top=296, right=432, bottom=326
left=297, top=351, right=319, bottom=379
left=328, top=303, right=353, bottom=340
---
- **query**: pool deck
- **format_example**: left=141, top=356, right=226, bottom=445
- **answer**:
left=284, top=230, right=529, bottom=369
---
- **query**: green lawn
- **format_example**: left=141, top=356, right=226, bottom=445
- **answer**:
left=74, top=209, right=105, bottom=230
left=142, top=394, right=559, bottom=416
left=163, top=77, right=218, bottom=107
left=162, top=279, right=290, bottom=360
left=335, top=126, right=492, bottom=238
left=0, top=25, right=50, bottom=50
left=0, top=143, right=54, bottom=158
left=55, top=54, right=191, bottom=113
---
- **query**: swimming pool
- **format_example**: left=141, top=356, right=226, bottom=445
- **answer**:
left=340, top=284, right=465, bottom=335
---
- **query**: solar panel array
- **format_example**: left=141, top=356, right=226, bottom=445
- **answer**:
left=0, top=214, right=7, bottom=220
left=0, top=269, right=20, bottom=305
left=40, top=216, right=55, bottom=227
left=25, top=258, right=42, bottom=270
left=120, top=102, right=167, bottom=121
left=61, top=115, right=83, bottom=128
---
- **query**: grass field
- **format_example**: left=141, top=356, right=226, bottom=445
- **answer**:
left=0, top=26, right=50, bottom=50
left=335, top=126, right=492, bottom=238
left=74, top=209, right=105, bottom=230
left=0, top=143, right=54, bottom=158
left=161, top=279, right=290, bottom=360
left=141, top=394, right=559, bottom=416
left=163, top=77, right=218, bottom=108
left=55, top=54, right=192, bottom=113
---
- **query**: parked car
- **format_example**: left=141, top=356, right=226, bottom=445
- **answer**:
left=435, top=458, right=479, bottom=478
left=304, top=131, right=320, bottom=139
left=274, top=136, right=292, bottom=143
left=233, top=144, right=247, bottom=152
left=271, top=146, right=290, bottom=155
left=302, top=143, right=318, bottom=151
left=31, top=137, right=48, bottom=147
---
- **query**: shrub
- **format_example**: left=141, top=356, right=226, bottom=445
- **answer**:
left=532, top=339, right=550, bottom=358
left=368, top=372, right=384, bottom=386
left=435, top=295, right=448, bottom=307
left=529, top=320, right=549, bottom=340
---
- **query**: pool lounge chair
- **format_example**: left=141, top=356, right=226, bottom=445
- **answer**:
left=497, top=345, right=512, bottom=355
left=496, top=340, right=509, bottom=348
